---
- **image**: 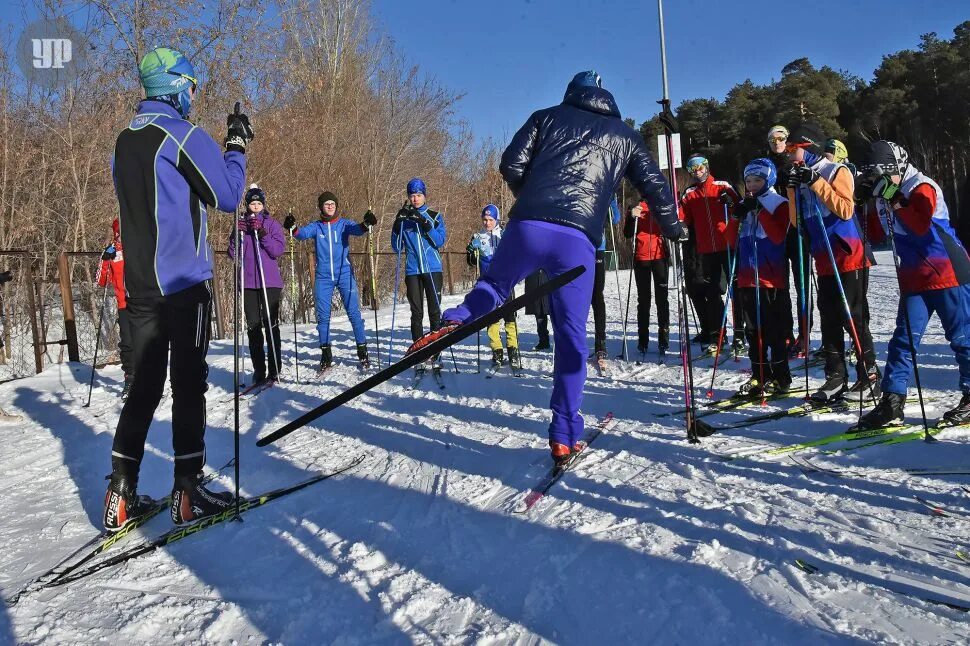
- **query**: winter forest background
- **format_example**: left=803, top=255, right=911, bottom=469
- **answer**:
left=0, top=0, right=968, bottom=373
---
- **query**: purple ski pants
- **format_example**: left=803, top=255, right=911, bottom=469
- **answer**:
left=443, top=220, right=595, bottom=446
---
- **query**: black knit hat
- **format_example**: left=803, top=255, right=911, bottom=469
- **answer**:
left=788, top=123, right=825, bottom=157
left=318, top=191, right=338, bottom=211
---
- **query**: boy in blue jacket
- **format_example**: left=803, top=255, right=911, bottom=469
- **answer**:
left=284, top=192, right=376, bottom=372
left=468, top=204, right=519, bottom=369
left=392, top=178, right=447, bottom=366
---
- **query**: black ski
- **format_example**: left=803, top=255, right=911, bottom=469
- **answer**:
left=257, top=265, right=586, bottom=446
left=44, top=454, right=366, bottom=589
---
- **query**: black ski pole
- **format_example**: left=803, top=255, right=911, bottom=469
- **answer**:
left=84, top=281, right=111, bottom=408
left=288, top=210, right=300, bottom=383
left=232, top=221, right=243, bottom=520
left=367, top=213, right=381, bottom=369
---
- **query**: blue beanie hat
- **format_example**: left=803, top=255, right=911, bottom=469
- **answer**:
left=482, top=204, right=500, bottom=221
left=743, top=158, right=777, bottom=196
left=139, top=47, right=196, bottom=118
left=407, top=177, right=427, bottom=196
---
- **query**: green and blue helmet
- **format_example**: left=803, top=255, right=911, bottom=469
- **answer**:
left=139, top=47, right=197, bottom=118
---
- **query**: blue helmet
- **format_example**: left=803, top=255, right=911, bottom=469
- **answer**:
left=407, top=177, right=427, bottom=196
left=139, top=47, right=197, bottom=118
left=743, top=158, right=777, bottom=196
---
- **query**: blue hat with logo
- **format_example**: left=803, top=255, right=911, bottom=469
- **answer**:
left=482, top=204, right=500, bottom=221
left=407, top=177, right=427, bottom=196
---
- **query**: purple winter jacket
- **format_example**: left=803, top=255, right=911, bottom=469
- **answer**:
left=227, top=211, right=286, bottom=289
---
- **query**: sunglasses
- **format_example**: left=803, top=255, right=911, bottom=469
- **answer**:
left=768, top=136, right=787, bottom=144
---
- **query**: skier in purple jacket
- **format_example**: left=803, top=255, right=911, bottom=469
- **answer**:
left=228, top=185, right=286, bottom=383
left=417, top=71, right=681, bottom=464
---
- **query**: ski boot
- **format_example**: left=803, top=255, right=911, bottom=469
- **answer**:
left=534, top=338, right=551, bottom=351
left=508, top=346, right=523, bottom=373
left=120, top=374, right=134, bottom=402
left=549, top=441, right=572, bottom=467
left=491, top=348, right=505, bottom=368
left=810, top=351, right=848, bottom=403
left=407, top=321, right=461, bottom=355
left=730, top=337, right=747, bottom=359
left=171, top=472, right=234, bottom=525
left=942, top=392, right=970, bottom=427
left=319, top=344, right=334, bottom=374
left=846, top=370, right=881, bottom=403
left=104, top=472, right=156, bottom=532
left=594, top=349, right=609, bottom=376
left=770, top=360, right=792, bottom=395
left=252, top=369, right=267, bottom=385
left=734, top=376, right=766, bottom=400
left=356, top=343, right=370, bottom=370
left=848, top=392, right=905, bottom=433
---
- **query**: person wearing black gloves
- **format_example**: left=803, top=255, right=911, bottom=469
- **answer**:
left=285, top=193, right=375, bottom=371
left=104, top=47, right=248, bottom=532
left=390, top=178, right=447, bottom=369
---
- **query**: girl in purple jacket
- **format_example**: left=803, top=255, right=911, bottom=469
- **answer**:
left=228, top=185, right=286, bottom=383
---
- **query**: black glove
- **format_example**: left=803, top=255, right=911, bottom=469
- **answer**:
left=283, top=214, right=296, bottom=231
left=102, top=245, right=117, bottom=261
left=395, top=205, right=411, bottom=222
left=0, top=270, right=11, bottom=285
left=664, top=223, right=689, bottom=242
left=657, top=99, right=678, bottom=133
left=418, top=217, right=433, bottom=233
left=225, top=102, right=254, bottom=153
left=466, top=251, right=477, bottom=267
left=734, top=196, right=759, bottom=218
left=362, top=210, right=377, bottom=228
left=718, top=190, right=735, bottom=207
left=787, top=164, right=820, bottom=188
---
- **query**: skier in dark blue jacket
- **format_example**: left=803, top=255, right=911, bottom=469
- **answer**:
left=391, top=178, right=448, bottom=361
left=416, top=71, right=681, bottom=464
left=105, top=47, right=249, bottom=532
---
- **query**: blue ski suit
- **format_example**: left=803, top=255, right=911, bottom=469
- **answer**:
left=294, top=217, right=368, bottom=346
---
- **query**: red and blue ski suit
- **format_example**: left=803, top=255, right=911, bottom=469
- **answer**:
left=879, top=169, right=970, bottom=396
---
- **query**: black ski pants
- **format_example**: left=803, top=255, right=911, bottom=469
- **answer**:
left=244, top=287, right=282, bottom=377
left=112, top=280, right=211, bottom=480
left=591, top=250, right=607, bottom=352
left=117, top=307, right=135, bottom=377
left=817, top=269, right=876, bottom=380
left=633, top=259, right=669, bottom=346
left=738, top=286, right=790, bottom=382
left=405, top=272, right=443, bottom=341
left=697, top=250, right=743, bottom=340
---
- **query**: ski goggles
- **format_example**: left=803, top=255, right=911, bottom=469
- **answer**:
left=686, top=157, right=709, bottom=172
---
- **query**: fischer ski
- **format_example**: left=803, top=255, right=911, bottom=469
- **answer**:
left=513, top=413, right=616, bottom=514
left=721, top=424, right=911, bottom=462
left=258, top=265, right=586, bottom=447
left=658, top=387, right=810, bottom=419
left=44, top=454, right=366, bottom=589
left=793, top=557, right=970, bottom=611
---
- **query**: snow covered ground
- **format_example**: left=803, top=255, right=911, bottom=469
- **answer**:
left=2, top=250, right=969, bottom=644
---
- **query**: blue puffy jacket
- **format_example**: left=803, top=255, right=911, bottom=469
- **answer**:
left=391, top=205, right=447, bottom=275
left=294, top=217, right=367, bottom=282
left=500, top=86, right=678, bottom=248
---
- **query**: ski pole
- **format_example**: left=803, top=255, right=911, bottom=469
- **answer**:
left=621, top=213, right=637, bottom=358
left=367, top=211, right=381, bottom=369
left=752, top=230, right=767, bottom=407
left=475, top=249, right=481, bottom=373
left=232, top=223, right=243, bottom=520
left=794, top=193, right=810, bottom=399
left=388, top=232, right=403, bottom=363
left=250, top=225, right=280, bottom=382
left=707, top=242, right=737, bottom=397
left=83, top=280, right=111, bottom=408
left=806, top=193, right=877, bottom=408
left=287, top=211, right=300, bottom=384
left=883, top=206, right=931, bottom=440
left=608, top=214, right=628, bottom=361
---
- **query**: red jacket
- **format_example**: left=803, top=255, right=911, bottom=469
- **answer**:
left=97, top=218, right=126, bottom=309
left=623, top=201, right=667, bottom=262
left=679, top=176, right=740, bottom=254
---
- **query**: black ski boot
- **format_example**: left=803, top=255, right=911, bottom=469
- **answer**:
left=491, top=348, right=505, bottom=368
left=730, top=337, right=747, bottom=358
left=846, top=369, right=881, bottom=403
left=508, top=346, right=522, bottom=372
left=534, top=338, right=551, bottom=351
left=810, top=350, right=848, bottom=403
left=319, top=344, right=333, bottom=374
left=770, top=360, right=792, bottom=395
left=120, top=374, right=134, bottom=401
left=848, top=392, right=905, bottom=433
left=103, top=472, right=155, bottom=533
left=171, top=472, right=234, bottom=525
left=942, top=392, right=970, bottom=427
left=357, top=343, right=370, bottom=370
left=734, top=377, right=765, bottom=399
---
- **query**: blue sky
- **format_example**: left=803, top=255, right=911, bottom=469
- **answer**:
left=371, top=0, right=966, bottom=144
